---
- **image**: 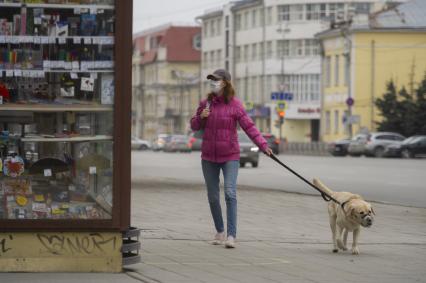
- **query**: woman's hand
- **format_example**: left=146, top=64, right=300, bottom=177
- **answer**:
left=264, top=147, right=274, bottom=156
left=200, top=108, right=210, bottom=119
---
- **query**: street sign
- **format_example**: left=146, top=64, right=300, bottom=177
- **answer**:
left=244, top=101, right=254, bottom=111
left=346, top=97, right=354, bottom=107
left=276, top=100, right=287, bottom=111
left=271, top=92, right=294, bottom=101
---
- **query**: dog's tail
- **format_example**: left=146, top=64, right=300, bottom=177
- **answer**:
left=313, top=178, right=335, bottom=196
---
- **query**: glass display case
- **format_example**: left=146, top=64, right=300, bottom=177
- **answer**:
left=0, top=0, right=131, bottom=231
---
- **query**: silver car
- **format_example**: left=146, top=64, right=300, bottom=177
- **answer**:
left=349, top=132, right=405, bottom=157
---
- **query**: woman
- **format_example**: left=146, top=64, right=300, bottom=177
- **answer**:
left=190, top=69, right=273, bottom=248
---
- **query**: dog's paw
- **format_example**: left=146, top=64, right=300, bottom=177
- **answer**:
left=337, top=239, right=345, bottom=250
left=351, top=247, right=360, bottom=255
left=332, top=249, right=338, bottom=253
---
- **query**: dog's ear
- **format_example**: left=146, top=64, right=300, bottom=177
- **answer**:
left=345, top=203, right=356, bottom=218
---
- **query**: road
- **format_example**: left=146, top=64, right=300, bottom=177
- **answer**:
left=132, top=151, right=426, bottom=208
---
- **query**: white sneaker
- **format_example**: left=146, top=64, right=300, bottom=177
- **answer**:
left=210, top=232, right=225, bottom=245
left=225, top=236, right=236, bottom=248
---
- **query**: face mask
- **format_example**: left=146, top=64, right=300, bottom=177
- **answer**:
left=210, top=80, right=223, bottom=93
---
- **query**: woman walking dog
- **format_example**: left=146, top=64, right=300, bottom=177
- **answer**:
left=190, top=69, right=273, bottom=248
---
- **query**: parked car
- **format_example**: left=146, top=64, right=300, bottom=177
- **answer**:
left=131, top=137, right=151, bottom=150
left=188, top=131, right=203, bottom=151
left=152, top=134, right=171, bottom=151
left=238, top=131, right=260, bottom=168
left=347, top=134, right=369, bottom=157
left=364, top=132, right=405, bottom=157
left=262, top=133, right=280, bottom=154
left=348, top=132, right=405, bottom=157
left=384, top=135, right=426, bottom=158
left=328, top=138, right=351, bottom=156
left=163, top=135, right=192, bottom=153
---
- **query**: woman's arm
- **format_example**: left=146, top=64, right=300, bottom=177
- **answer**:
left=190, top=100, right=207, bottom=131
left=236, top=101, right=269, bottom=152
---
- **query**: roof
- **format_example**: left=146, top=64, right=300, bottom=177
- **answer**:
left=371, top=0, right=426, bottom=29
left=133, top=26, right=201, bottom=64
left=316, top=0, right=426, bottom=39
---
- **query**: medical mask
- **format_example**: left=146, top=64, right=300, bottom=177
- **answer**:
left=210, top=80, right=223, bottom=93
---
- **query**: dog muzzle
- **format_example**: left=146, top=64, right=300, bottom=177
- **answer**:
left=361, top=214, right=373, bottom=228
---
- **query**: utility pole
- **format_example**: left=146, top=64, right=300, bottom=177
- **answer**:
left=276, top=22, right=290, bottom=141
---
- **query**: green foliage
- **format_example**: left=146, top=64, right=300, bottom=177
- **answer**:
left=375, top=73, right=426, bottom=137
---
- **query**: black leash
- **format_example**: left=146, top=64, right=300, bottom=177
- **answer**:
left=268, top=153, right=342, bottom=206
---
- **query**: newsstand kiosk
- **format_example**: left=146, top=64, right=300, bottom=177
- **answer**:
left=0, top=0, right=137, bottom=272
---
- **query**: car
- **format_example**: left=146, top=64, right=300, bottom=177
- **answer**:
left=238, top=131, right=260, bottom=168
left=328, top=138, right=351, bottom=156
left=347, top=134, right=368, bottom=157
left=152, top=134, right=171, bottom=151
left=262, top=133, right=280, bottom=154
left=188, top=131, right=203, bottom=151
left=163, top=135, right=192, bottom=153
left=384, top=135, right=426, bottom=158
left=363, top=132, right=405, bottom=157
left=131, top=137, right=151, bottom=150
left=348, top=132, right=405, bottom=157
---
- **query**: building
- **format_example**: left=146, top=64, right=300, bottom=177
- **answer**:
left=132, top=24, right=201, bottom=140
left=198, top=0, right=398, bottom=142
left=317, top=0, right=425, bottom=142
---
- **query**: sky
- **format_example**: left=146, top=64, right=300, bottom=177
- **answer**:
left=133, top=0, right=231, bottom=33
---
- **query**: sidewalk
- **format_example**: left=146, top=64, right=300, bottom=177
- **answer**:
left=1, top=180, right=425, bottom=283
left=128, top=180, right=426, bottom=283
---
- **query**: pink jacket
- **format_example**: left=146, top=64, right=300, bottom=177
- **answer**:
left=190, top=95, right=268, bottom=163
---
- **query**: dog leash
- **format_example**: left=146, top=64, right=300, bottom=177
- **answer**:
left=268, top=153, right=343, bottom=206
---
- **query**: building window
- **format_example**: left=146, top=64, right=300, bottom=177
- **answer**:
left=217, top=18, right=222, bottom=36
left=296, top=39, right=304, bottom=56
left=210, top=51, right=215, bottom=67
left=278, top=5, right=289, bottom=21
left=335, top=55, right=340, bottom=86
left=235, top=46, right=241, bottom=62
left=243, top=11, right=249, bottom=29
left=344, top=55, right=350, bottom=86
left=204, top=22, right=209, bottom=38
left=305, top=39, right=319, bottom=56
left=325, top=111, right=331, bottom=134
left=290, top=4, right=304, bottom=21
left=252, top=9, right=257, bottom=27
left=235, top=14, right=241, bottom=30
left=334, top=110, right=339, bottom=134
left=244, top=45, right=249, bottom=62
left=225, top=16, right=229, bottom=28
left=325, top=56, right=331, bottom=87
left=193, top=34, right=201, bottom=50
left=266, top=7, right=273, bottom=25
left=266, top=41, right=273, bottom=59
left=259, top=42, right=264, bottom=60
left=252, top=43, right=257, bottom=61
left=210, top=20, right=215, bottom=36
left=218, top=50, right=222, bottom=66
left=306, top=4, right=320, bottom=20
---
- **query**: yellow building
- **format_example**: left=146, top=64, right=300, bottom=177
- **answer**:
left=132, top=25, right=202, bottom=140
left=317, top=0, right=426, bottom=142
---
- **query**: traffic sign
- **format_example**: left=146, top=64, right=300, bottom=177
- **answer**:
left=276, top=100, right=287, bottom=111
left=271, top=92, right=294, bottom=101
left=346, top=97, right=354, bottom=107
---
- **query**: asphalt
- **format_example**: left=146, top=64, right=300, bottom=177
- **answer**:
left=1, top=180, right=425, bottom=282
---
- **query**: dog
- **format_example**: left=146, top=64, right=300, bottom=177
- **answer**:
left=313, top=178, right=375, bottom=255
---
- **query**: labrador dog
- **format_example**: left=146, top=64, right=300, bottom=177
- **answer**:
left=313, top=178, right=375, bottom=255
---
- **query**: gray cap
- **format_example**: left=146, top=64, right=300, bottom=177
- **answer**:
left=207, top=69, right=231, bottom=81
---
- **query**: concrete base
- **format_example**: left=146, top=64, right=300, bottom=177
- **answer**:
left=0, top=232, right=122, bottom=273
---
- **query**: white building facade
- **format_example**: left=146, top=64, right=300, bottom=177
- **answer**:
left=199, top=0, right=391, bottom=142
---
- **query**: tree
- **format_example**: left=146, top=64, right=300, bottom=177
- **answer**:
left=375, top=73, right=426, bottom=137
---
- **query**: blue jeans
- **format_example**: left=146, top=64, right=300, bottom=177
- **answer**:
left=201, top=159, right=239, bottom=238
